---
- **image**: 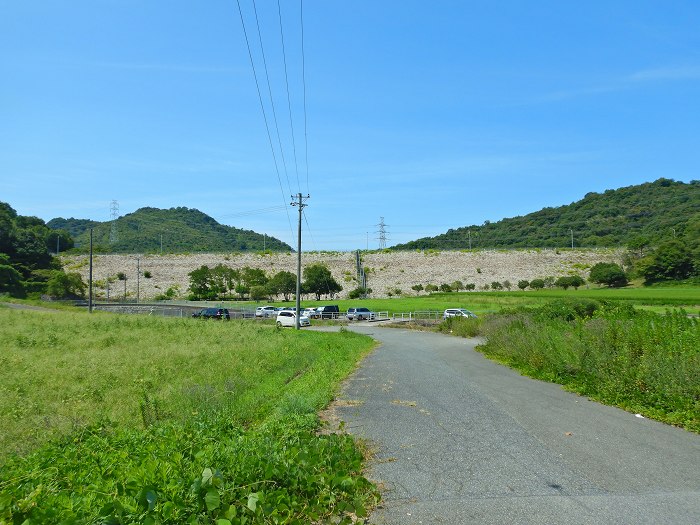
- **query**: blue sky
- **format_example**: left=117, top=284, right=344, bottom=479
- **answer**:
left=2, top=1, right=699, bottom=250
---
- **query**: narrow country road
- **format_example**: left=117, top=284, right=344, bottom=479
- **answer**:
left=332, top=325, right=700, bottom=525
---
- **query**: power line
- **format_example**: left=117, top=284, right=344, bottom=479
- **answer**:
left=300, top=0, right=310, bottom=194
left=277, top=0, right=302, bottom=194
left=235, top=0, right=294, bottom=238
left=252, top=0, right=293, bottom=197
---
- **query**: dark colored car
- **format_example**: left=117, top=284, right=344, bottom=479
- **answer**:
left=192, top=307, right=230, bottom=320
left=316, top=305, right=340, bottom=319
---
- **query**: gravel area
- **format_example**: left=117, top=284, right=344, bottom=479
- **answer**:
left=61, top=249, right=624, bottom=300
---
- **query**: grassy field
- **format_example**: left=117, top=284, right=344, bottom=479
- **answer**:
left=0, top=309, right=378, bottom=523
left=263, top=285, right=700, bottom=316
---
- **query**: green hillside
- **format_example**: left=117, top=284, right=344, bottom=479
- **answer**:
left=48, top=207, right=292, bottom=253
left=392, top=178, right=700, bottom=250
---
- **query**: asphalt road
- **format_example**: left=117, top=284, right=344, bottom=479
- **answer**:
left=333, top=325, right=700, bottom=525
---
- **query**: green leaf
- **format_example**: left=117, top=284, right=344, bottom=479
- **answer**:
left=216, top=520, right=232, bottom=525
left=205, top=488, right=220, bottom=512
left=201, top=467, right=214, bottom=486
left=247, top=492, right=259, bottom=512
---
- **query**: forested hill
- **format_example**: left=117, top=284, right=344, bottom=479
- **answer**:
left=392, top=178, right=700, bottom=250
left=48, top=207, right=292, bottom=253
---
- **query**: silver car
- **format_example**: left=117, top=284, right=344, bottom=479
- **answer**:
left=443, top=308, right=477, bottom=319
left=346, top=307, right=375, bottom=321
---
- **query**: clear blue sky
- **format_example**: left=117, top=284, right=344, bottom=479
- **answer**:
left=2, top=1, right=699, bottom=250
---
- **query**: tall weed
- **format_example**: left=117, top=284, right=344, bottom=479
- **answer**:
left=479, top=306, right=699, bottom=432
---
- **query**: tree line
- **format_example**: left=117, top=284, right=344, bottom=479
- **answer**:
left=187, top=263, right=342, bottom=301
left=0, top=202, right=84, bottom=299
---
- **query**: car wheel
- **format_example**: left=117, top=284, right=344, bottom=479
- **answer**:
left=276, top=321, right=282, bottom=328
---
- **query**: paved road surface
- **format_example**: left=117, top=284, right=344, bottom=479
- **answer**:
left=333, top=325, right=700, bottom=524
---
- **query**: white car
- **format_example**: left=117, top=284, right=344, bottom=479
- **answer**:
left=255, top=306, right=277, bottom=318
left=276, top=310, right=311, bottom=327
left=303, top=307, right=318, bottom=318
left=443, top=308, right=477, bottom=319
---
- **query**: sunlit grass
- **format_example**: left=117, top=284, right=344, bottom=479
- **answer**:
left=0, top=309, right=374, bottom=460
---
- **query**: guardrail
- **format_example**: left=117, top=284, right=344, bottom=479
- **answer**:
left=390, top=310, right=443, bottom=321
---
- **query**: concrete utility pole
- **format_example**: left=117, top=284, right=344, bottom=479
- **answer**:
left=570, top=229, right=574, bottom=249
left=136, top=257, right=140, bottom=304
left=88, top=229, right=93, bottom=313
left=290, top=194, right=309, bottom=329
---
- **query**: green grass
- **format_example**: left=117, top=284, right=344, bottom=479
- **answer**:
left=246, top=285, right=700, bottom=317
left=0, top=309, right=378, bottom=523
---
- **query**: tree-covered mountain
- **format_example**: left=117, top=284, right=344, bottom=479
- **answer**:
left=392, top=178, right=700, bottom=250
left=48, top=207, right=293, bottom=253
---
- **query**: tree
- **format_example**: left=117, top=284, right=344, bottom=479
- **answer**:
left=439, top=283, right=452, bottom=292
left=0, top=260, right=24, bottom=296
left=639, top=240, right=696, bottom=284
left=530, top=279, right=545, bottom=290
left=465, top=283, right=476, bottom=291
left=268, top=270, right=296, bottom=301
left=411, top=283, right=424, bottom=294
left=517, top=280, right=529, bottom=290
left=425, top=284, right=438, bottom=293
left=303, top=263, right=342, bottom=300
left=491, top=281, right=503, bottom=290
left=588, top=262, right=628, bottom=288
left=188, top=265, right=216, bottom=300
left=503, top=280, right=512, bottom=290
left=46, top=270, right=86, bottom=299
left=451, top=280, right=464, bottom=292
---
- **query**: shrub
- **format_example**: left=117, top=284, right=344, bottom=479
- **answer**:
left=439, top=283, right=452, bottom=292
left=517, top=280, right=529, bottom=290
left=491, top=281, right=503, bottom=290
left=529, top=279, right=545, bottom=290
left=589, top=262, right=628, bottom=287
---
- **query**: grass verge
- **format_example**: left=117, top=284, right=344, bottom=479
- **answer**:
left=0, top=309, right=379, bottom=523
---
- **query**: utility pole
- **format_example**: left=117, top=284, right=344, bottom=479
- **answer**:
left=56, top=235, right=60, bottom=255
left=160, top=233, right=163, bottom=255
left=468, top=229, right=472, bottom=250
left=88, top=228, right=93, bottom=313
left=570, top=229, right=574, bottom=249
left=290, top=193, right=309, bottom=329
left=136, top=257, right=140, bottom=304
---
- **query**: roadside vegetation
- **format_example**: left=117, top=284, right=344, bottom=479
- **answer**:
left=0, top=309, right=378, bottom=523
left=439, top=300, right=700, bottom=433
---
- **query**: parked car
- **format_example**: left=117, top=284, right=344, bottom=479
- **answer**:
left=255, top=305, right=277, bottom=318
left=443, top=308, right=477, bottom=319
left=276, top=310, right=311, bottom=327
left=316, top=305, right=340, bottom=319
left=303, top=307, right=318, bottom=318
left=346, top=307, right=375, bottom=321
left=192, top=307, right=230, bottom=320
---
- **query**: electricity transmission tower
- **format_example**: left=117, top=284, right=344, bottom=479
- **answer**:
left=109, top=200, right=119, bottom=244
left=376, top=217, right=389, bottom=249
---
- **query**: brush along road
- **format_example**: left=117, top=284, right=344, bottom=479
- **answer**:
left=327, top=326, right=700, bottom=524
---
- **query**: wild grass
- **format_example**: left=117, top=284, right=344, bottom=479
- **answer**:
left=0, top=309, right=378, bottom=523
left=473, top=303, right=700, bottom=432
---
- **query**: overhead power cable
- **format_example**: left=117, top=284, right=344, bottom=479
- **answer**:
left=252, top=0, right=294, bottom=197
left=300, top=0, right=310, bottom=194
left=235, top=0, right=294, bottom=238
left=277, top=0, right=302, bottom=194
